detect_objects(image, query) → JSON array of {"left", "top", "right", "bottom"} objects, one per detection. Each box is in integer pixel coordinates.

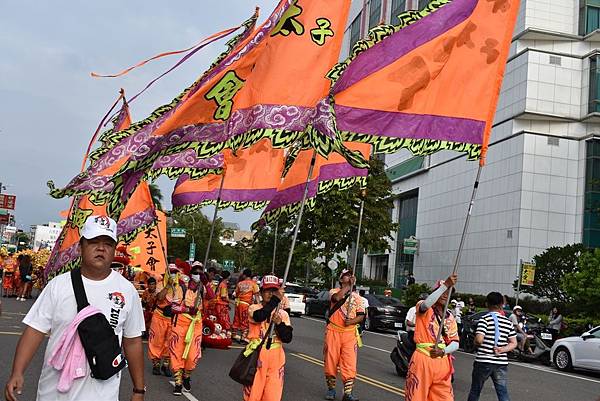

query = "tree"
[
  {"left": 149, "top": 183, "right": 164, "bottom": 211},
  {"left": 167, "top": 211, "right": 226, "bottom": 263},
  {"left": 563, "top": 248, "right": 600, "bottom": 314},
  {"left": 513, "top": 244, "right": 587, "bottom": 304}
]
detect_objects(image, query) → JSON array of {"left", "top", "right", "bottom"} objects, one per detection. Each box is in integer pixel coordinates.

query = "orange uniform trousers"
[
  {"left": 323, "top": 327, "right": 358, "bottom": 382},
  {"left": 148, "top": 310, "right": 171, "bottom": 360},
  {"left": 404, "top": 350, "right": 454, "bottom": 401},
  {"left": 169, "top": 314, "right": 203, "bottom": 371},
  {"left": 243, "top": 346, "right": 285, "bottom": 401},
  {"left": 233, "top": 301, "right": 250, "bottom": 331}
]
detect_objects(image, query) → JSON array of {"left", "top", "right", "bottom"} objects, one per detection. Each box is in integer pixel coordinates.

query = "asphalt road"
[{"left": 1, "top": 297, "right": 600, "bottom": 401}]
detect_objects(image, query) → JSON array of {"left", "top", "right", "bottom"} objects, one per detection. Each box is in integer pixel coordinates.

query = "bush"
[{"left": 403, "top": 283, "right": 432, "bottom": 308}]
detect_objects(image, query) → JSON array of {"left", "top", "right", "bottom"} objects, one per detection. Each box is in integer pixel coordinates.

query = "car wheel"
[
  {"left": 364, "top": 315, "right": 371, "bottom": 331},
  {"left": 553, "top": 347, "right": 573, "bottom": 371}
]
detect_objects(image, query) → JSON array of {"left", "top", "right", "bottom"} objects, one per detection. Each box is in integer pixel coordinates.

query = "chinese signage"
[
  {"left": 0, "top": 194, "right": 16, "bottom": 210},
  {"left": 520, "top": 262, "right": 536, "bottom": 286},
  {"left": 170, "top": 227, "right": 186, "bottom": 238},
  {"left": 403, "top": 236, "right": 419, "bottom": 255},
  {"left": 127, "top": 211, "right": 167, "bottom": 276}
]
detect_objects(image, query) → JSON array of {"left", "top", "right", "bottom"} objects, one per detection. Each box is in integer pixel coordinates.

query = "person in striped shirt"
[{"left": 467, "top": 292, "right": 517, "bottom": 401}]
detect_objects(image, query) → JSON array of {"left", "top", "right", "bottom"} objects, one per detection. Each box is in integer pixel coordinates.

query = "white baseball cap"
[{"left": 81, "top": 215, "right": 118, "bottom": 243}]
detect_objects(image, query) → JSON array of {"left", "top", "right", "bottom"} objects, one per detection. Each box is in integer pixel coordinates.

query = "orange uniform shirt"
[
  {"left": 247, "top": 303, "right": 291, "bottom": 343},
  {"left": 328, "top": 289, "right": 365, "bottom": 328},
  {"left": 235, "top": 279, "right": 259, "bottom": 304},
  {"left": 414, "top": 301, "right": 459, "bottom": 345}
]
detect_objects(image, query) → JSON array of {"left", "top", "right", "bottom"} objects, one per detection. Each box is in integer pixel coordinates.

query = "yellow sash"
[{"left": 416, "top": 342, "right": 446, "bottom": 357}]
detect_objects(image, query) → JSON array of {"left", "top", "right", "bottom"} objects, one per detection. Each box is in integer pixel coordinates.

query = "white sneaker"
[
  {"left": 20, "top": 298, "right": 26, "bottom": 302},
  {"left": 16, "top": 297, "right": 21, "bottom": 301}
]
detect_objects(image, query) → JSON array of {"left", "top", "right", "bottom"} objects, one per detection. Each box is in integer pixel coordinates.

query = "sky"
[{"left": 0, "top": 0, "right": 280, "bottom": 231}]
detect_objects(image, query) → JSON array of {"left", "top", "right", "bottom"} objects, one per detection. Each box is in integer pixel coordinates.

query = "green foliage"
[
  {"left": 563, "top": 248, "right": 600, "bottom": 314},
  {"left": 149, "top": 183, "right": 164, "bottom": 211},
  {"left": 167, "top": 211, "right": 226, "bottom": 263},
  {"left": 513, "top": 243, "right": 587, "bottom": 304},
  {"left": 403, "top": 283, "right": 431, "bottom": 308}
]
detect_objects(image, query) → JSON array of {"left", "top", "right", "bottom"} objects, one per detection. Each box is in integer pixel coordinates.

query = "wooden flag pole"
[
  {"left": 271, "top": 221, "right": 279, "bottom": 274},
  {"left": 351, "top": 195, "right": 366, "bottom": 276},
  {"left": 203, "top": 174, "right": 226, "bottom": 268},
  {"left": 434, "top": 164, "right": 483, "bottom": 347}
]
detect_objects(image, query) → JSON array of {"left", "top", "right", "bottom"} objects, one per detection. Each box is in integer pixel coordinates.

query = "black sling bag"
[{"left": 70, "top": 268, "right": 127, "bottom": 380}]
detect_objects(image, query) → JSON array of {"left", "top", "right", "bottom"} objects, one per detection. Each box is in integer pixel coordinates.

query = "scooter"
[
  {"left": 508, "top": 325, "right": 553, "bottom": 365},
  {"left": 390, "top": 330, "right": 415, "bottom": 377}
]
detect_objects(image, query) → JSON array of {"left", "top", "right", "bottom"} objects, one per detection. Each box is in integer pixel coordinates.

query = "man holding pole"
[
  {"left": 232, "top": 269, "right": 259, "bottom": 343},
  {"left": 323, "top": 269, "right": 365, "bottom": 401},
  {"left": 404, "top": 274, "right": 459, "bottom": 401}
]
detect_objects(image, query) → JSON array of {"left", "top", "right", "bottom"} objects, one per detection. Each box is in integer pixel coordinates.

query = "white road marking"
[
  {"left": 363, "top": 344, "right": 391, "bottom": 353},
  {"left": 169, "top": 381, "right": 201, "bottom": 401}
]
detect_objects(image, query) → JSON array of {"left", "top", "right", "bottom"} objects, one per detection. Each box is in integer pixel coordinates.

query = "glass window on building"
[
  {"left": 581, "top": 0, "right": 600, "bottom": 35},
  {"left": 369, "top": 254, "right": 389, "bottom": 282},
  {"left": 590, "top": 56, "right": 600, "bottom": 113},
  {"left": 390, "top": 0, "right": 406, "bottom": 25},
  {"left": 395, "top": 191, "right": 419, "bottom": 288},
  {"left": 349, "top": 13, "right": 362, "bottom": 50},
  {"left": 584, "top": 139, "right": 600, "bottom": 247},
  {"left": 369, "top": 0, "right": 382, "bottom": 29}
]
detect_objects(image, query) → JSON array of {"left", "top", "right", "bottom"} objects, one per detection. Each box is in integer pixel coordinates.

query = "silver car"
[{"left": 551, "top": 326, "right": 600, "bottom": 372}]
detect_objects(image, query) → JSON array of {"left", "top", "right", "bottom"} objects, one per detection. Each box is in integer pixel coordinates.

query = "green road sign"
[
  {"left": 222, "top": 259, "right": 235, "bottom": 272},
  {"left": 403, "top": 236, "right": 419, "bottom": 255},
  {"left": 170, "top": 228, "right": 186, "bottom": 238},
  {"left": 189, "top": 242, "right": 196, "bottom": 261}
]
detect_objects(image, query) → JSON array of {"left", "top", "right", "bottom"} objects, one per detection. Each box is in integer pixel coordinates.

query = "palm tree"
[{"left": 148, "top": 183, "right": 164, "bottom": 211}]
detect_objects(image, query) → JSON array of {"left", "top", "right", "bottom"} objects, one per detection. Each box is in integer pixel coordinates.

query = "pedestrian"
[
  {"left": 215, "top": 270, "right": 232, "bottom": 338},
  {"left": 407, "top": 273, "right": 416, "bottom": 286},
  {"left": 141, "top": 277, "right": 158, "bottom": 336},
  {"left": 358, "top": 289, "right": 369, "bottom": 309},
  {"left": 405, "top": 293, "right": 428, "bottom": 347},
  {"left": 323, "top": 269, "right": 365, "bottom": 401},
  {"left": 509, "top": 306, "right": 529, "bottom": 353},
  {"left": 169, "top": 264, "right": 205, "bottom": 396},
  {"left": 232, "top": 269, "right": 260, "bottom": 344},
  {"left": 16, "top": 254, "right": 33, "bottom": 301},
  {"left": 148, "top": 264, "right": 181, "bottom": 377},
  {"left": 467, "top": 292, "right": 517, "bottom": 401},
  {"left": 450, "top": 300, "right": 462, "bottom": 336},
  {"left": 4, "top": 215, "right": 146, "bottom": 401},
  {"left": 404, "top": 275, "right": 460, "bottom": 401},
  {"left": 467, "top": 297, "right": 477, "bottom": 315},
  {"left": 242, "top": 275, "right": 293, "bottom": 401},
  {"left": 547, "top": 307, "right": 563, "bottom": 343},
  {"left": 203, "top": 266, "right": 219, "bottom": 317},
  {"left": 2, "top": 253, "right": 16, "bottom": 297}
]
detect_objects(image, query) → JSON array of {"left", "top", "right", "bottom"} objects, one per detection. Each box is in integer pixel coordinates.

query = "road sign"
[
  {"left": 223, "top": 259, "right": 235, "bottom": 272},
  {"left": 189, "top": 242, "right": 196, "bottom": 261},
  {"left": 0, "top": 213, "right": 10, "bottom": 225},
  {"left": 403, "top": 236, "right": 419, "bottom": 255},
  {"left": 170, "top": 227, "right": 186, "bottom": 238},
  {"left": 0, "top": 194, "right": 16, "bottom": 210},
  {"left": 327, "top": 259, "right": 338, "bottom": 271},
  {"left": 520, "top": 261, "right": 536, "bottom": 286}
]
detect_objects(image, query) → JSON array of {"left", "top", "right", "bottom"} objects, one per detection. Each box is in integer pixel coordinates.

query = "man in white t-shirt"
[{"left": 4, "top": 215, "right": 146, "bottom": 401}]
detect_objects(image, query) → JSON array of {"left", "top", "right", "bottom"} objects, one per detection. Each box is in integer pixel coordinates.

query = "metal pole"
[
  {"left": 271, "top": 221, "right": 279, "bottom": 274},
  {"left": 351, "top": 198, "right": 365, "bottom": 275},
  {"left": 203, "top": 174, "right": 226, "bottom": 268},
  {"left": 267, "top": 150, "right": 317, "bottom": 348},
  {"left": 434, "top": 164, "right": 483, "bottom": 346},
  {"left": 515, "top": 259, "right": 522, "bottom": 306}
]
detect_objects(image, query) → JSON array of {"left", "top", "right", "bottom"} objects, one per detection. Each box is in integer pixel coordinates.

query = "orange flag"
[
  {"left": 125, "top": 210, "right": 167, "bottom": 277},
  {"left": 172, "top": 139, "right": 286, "bottom": 212},
  {"left": 330, "top": 0, "right": 520, "bottom": 164}
]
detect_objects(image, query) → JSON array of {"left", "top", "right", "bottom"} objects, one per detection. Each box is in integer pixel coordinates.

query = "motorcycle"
[
  {"left": 390, "top": 330, "right": 415, "bottom": 377},
  {"left": 508, "top": 325, "right": 553, "bottom": 365}
]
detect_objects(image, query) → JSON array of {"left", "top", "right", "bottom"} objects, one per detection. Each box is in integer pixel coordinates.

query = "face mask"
[{"left": 191, "top": 274, "right": 200, "bottom": 282}]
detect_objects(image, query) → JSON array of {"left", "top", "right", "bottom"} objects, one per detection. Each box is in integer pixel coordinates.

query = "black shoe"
[
  {"left": 161, "top": 365, "right": 172, "bottom": 377},
  {"left": 152, "top": 366, "right": 161, "bottom": 375},
  {"left": 173, "top": 384, "right": 183, "bottom": 396},
  {"left": 183, "top": 377, "right": 191, "bottom": 392}
]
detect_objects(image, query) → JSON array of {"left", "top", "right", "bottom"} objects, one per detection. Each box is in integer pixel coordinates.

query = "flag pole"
[
  {"left": 271, "top": 221, "right": 279, "bottom": 274},
  {"left": 267, "top": 150, "right": 317, "bottom": 348},
  {"left": 203, "top": 174, "right": 226, "bottom": 268},
  {"left": 434, "top": 164, "right": 483, "bottom": 346},
  {"left": 351, "top": 194, "right": 365, "bottom": 275}
]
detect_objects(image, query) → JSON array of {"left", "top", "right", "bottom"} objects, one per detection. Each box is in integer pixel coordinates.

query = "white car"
[
  {"left": 283, "top": 283, "right": 308, "bottom": 317},
  {"left": 551, "top": 326, "right": 600, "bottom": 372}
]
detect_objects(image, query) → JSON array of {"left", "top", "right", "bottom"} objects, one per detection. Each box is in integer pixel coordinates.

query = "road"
[{"left": 1, "top": 297, "right": 600, "bottom": 401}]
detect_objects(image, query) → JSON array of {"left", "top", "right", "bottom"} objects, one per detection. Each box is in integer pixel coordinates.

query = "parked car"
[
  {"left": 551, "top": 326, "right": 600, "bottom": 372},
  {"left": 363, "top": 295, "right": 409, "bottom": 332},
  {"left": 282, "top": 283, "right": 319, "bottom": 316},
  {"left": 305, "top": 290, "right": 331, "bottom": 317}
]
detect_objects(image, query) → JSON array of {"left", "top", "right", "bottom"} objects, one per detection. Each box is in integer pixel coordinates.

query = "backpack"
[{"left": 70, "top": 269, "right": 127, "bottom": 380}]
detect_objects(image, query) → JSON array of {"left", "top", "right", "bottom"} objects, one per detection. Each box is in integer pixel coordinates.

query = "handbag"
[
  {"left": 70, "top": 269, "right": 127, "bottom": 380},
  {"left": 229, "top": 321, "right": 274, "bottom": 386}
]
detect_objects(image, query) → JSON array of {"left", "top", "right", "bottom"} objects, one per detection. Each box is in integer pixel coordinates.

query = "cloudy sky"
[{"left": 0, "top": 0, "right": 280, "bottom": 231}]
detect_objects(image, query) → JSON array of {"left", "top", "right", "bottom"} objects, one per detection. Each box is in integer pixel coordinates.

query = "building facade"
[
  {"left": 31, "top": 222, "right": 62, "bottom": 251},
  {"left": 345, "top": 0, "right": 600, "bottom": 295}
]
